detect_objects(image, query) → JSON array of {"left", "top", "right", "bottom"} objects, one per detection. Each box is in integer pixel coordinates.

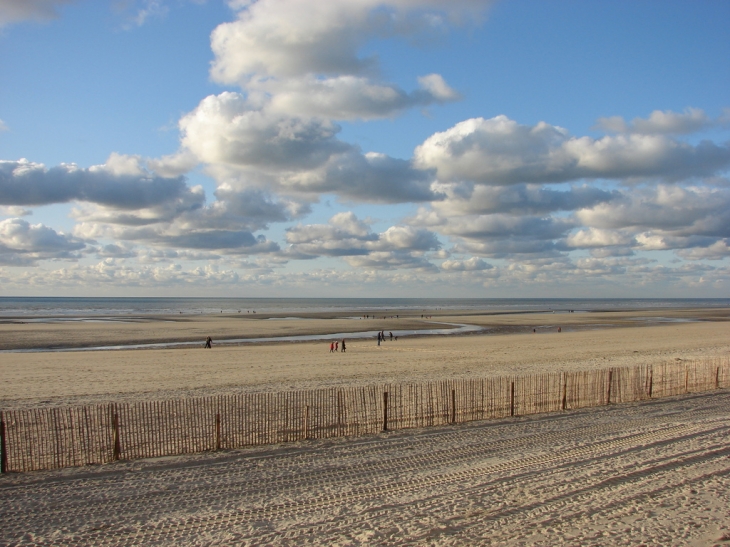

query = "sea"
[{"left": 1, "top": 297, "right": 728, "bottom": 319}]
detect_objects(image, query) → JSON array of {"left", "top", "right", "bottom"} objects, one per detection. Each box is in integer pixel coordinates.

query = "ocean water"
[{"left": 0, "top": 297, "right": 728, "bottom": 318}]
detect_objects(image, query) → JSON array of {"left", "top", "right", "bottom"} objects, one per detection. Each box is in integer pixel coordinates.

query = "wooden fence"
[{"left": 1, "top": 357, "right": 728, "bottom": 473}]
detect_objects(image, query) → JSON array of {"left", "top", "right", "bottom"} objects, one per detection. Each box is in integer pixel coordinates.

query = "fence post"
[
  {"left": 112, "top": 411, "right": 121, "bottom": 461},
  {"left": 215, "top": 413, "right": 221, "bottom": 450},
  {"left": 451, "top": 389, "right": 456, "bottom": 424},
  {"left": 606, "top": 370, "right": 613, "bottom": 404},
  {"left": 510, "top": 382, "right": 515, "bottom": 417},
  {"left": 648, "top": 369, "right": 653, "bottom": 398},
  {"left": 303, "top": 405, "right": 309, "bottom": 439},
  {"left": 717, "top": 366, "right": 721, "bottom": 389},
  {"left": 383, "top": 392, "right": 388, "bottom": 432},
  {"left": 0, "top": 412, "right": 7, "bottom": 474},
  {"left": 685, "top": 366, "right": 689, "bottom": 393},
  {"left": 561, "top": 374, "right": 567, "bottom": 411}
]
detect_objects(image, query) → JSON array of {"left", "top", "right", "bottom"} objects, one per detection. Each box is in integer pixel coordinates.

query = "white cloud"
[
  {"left": 146, "top": 150, "right": 199, "bottom": 178},
  {"left": 8, "top": 260, "right": 242, "bottom": 288},
  {"left": 0, "top": 218, "right": 85, "bottom": 265},
  {"left": 179, "top": 92, "right": 440, "bottom": 203},
  {"left": 283, "top": 151, "right": 438, "bottom": 203},
  {"left": 0, "top": 156, "right": 202, "bottom": 210},
  {"left": 596, "top": 108, "right": 713, "bottom": 135},
  {"left": 441, "top": 256, "right": 490, "bottom": 271},
  {"left": 0, "top": 0, "right": 75, "bottom": 27},
  {"left": 566, "top": 228, "right": 634, "bottom": 248},
  {"left": 0, "top": 119, "right": 8, "bottom": 132},
  {"left": 210, "top": 0, "right": 492, "bottom": 84},
  {"left": 0, "top": 205, "right": 32, "bottom": 217},
  {"left": 677, "top": 240, "right": 730, "bottom": 261},
  {"left": 179, "top": 92, "right": 349, "bottom": 172},
  {"left": 264, "top": 74, "right": 459, "bottom": 121},
  {"left": 436, "top": 213, "right": 574, "bottom": 240},
  {"left": 284, "top": 212, "right": 440, "bottom": 268},
  {"left": 414, "top": 115, "right": 730, "bottom": 185},
  {"left": 119, "top": 0, "right": 169, "bottom": 29},
  {"left": 431, "top": 182, "right": 617, "bottom": 215},
  {"left": 575, "top": 184, "right": 730, "bottom": 238}
]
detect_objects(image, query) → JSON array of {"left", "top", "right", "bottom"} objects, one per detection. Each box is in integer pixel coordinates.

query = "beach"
[
  {"left": 1, "top": 306, "right": 729, "bottom": 546},
  {"left": 1, "top": 307, "right": 729, "bottom": 407}
]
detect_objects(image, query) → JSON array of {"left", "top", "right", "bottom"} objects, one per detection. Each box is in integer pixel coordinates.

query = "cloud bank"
[{"left": 1, "top": 0, "right": 728, "bottom": 295}]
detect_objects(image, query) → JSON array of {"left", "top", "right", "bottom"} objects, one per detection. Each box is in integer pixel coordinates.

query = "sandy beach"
[
  {"left": 1, "top": 307, "right": 729, "bottom": 546},
  {"left": 1, "top": 391, "right": 729, "bottom": 546},
  {"left": 1, "top": 307, "right": 729, "bottom": 407}
]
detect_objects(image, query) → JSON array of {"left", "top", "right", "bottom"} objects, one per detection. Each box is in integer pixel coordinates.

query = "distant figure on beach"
[
  {"left": 533, "top": 328, "right": 536, "bottom": 333},
  {"left": 377, "top": 332, "right": 381, "bottom": 346},
  {"left": 204, "top": 336, "right": 212, "bottom": 348},
  {"left": 558, "top": 327, "right": 562, "bottom": 333},
  {"left": 341, "top": 339, "right": 346, "bottom": 352},
  {"left": 389, "top": 331, "right": 393, "bottom": 341},
  {"left": 335, "top": 341, "right": 339, "bottom": 351},
  {"left": 330, "top": 342, "right": 334, "bottom": 353}
]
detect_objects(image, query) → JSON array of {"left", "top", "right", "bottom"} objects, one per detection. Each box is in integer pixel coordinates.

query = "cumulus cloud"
[
  {"left": 436, "top": 213, "right": 574, "bottom": 241},
  {"left": 146, "top": 150, "right": 199, "bottom": 178},
  {"left": 264, "top": 74, "right": 459, "bottom": 120},
  {"left": 206, "top": 0, "right": 476, "bottom": 121},
  {"left": 0, "top": 0, "right": 75, "bottom": 27},
  {"left": 343, "top": 250, "right": 438, "bottom": 271},
  {"left": 0, "top": 119, "right": 8, "bottom": 132},
  {"left": 73, "top": 192, "right": 286, "bottom": 253},
  {"left": 180, "top": 92, "right": 349, "bottom": 172},
  {"left": 8, "top": 259, "right": 243, "bottom": 289},
  {"left": 676, "top": 240, "right": 730, "bottom": 261},
  {"left": 0, "top": 205, "right": 32, "bottom": 217},
  {"left": 75, "top": 218, "right": 279, "bottom": 253},
  {"left": 284, "top": 212, "right": 440, "bottom": 269},
  {"left": 179, "top": 92, "right": 440, "bottom": 203},
  {"left": 441, "top": 256, "right": 491, "bottom": 271},
  {"left": 431, "top": 183, "right": 617, "bottom": 215},
  {"left": 565, "top": 228, "right": 634, "bottom": 249},
  {"left": 595, "top": 108, "right": 713, "bottom": 135},
  {"left": 0, "top": 155, "right": 202, "bottom": 210},
  {"left": 575, "top": 184, "right": 730, "bottom": 238},
  {"left": 414, "top": 115, "right": 730, "bottom": 184},
  {"left": 211, "top": 0, "right": 491, "bottom": 84},
  {"left": 0, "top": 218, "right": 85, "bottom": 266},
  {"left": 283, "top": 151, "right": 439, "bottom": 203}
]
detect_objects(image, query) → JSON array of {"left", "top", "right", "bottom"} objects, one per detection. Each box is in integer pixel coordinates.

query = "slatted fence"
[{"left": 1, "top": 356, "right": 728, "bottom": 473}]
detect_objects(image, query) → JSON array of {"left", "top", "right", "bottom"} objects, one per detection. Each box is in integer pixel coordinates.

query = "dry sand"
[
  {"left": 1, "top": 307, "right": 729, "bottom": 546},
  {"left": 1, "top": 391, "right": 729, "bottom": 546}
]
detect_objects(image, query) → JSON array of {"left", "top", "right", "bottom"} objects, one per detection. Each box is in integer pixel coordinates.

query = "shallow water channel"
[{"left": 4, "top": 322, "right": 486, "bottom": 353}]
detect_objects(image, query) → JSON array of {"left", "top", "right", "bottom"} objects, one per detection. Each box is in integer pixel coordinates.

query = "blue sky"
[{"left": 0, "top": 0, "right": 729, "bottom": 297}]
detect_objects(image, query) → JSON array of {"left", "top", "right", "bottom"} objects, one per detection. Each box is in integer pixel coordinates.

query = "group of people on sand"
[
  {"left": 377, "top": 331, "right": 396, "bottom": 345},
  {"left": 329, "top": 339, "right": 346, "bottom": 353}
]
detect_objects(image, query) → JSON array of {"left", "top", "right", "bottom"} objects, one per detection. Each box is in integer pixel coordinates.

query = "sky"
[{"left": 0, "top": 0, "right": 729, "bottom": 298}]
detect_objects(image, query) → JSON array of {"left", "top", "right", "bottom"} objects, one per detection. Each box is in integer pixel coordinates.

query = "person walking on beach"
[
  {"left": 335, "top": 341, "right": 339, "bottom": 352},
  {"left": 377, "top": 331, "right": 381, "bottom": 346},
  {"left": 330, "top": 341, "right": 335, "bottom": 353},
  {"left": 204, "top": 336, "right": 212, "bottom": 348},
  {"left": 341, "top": 339, "right": 346, "bottom": 352},
  {"left": 389, "top": 331, "right": 393, "bottom": 341}
]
